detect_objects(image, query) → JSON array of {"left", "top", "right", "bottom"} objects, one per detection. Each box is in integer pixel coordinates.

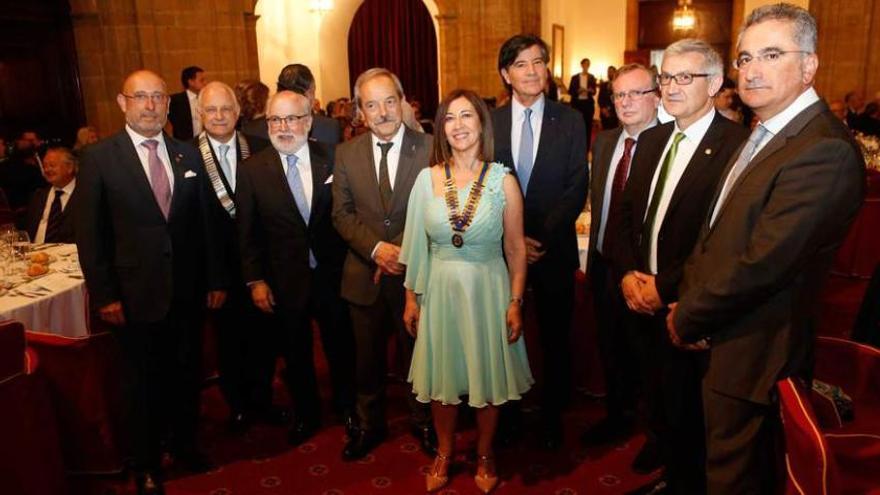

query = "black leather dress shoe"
[
  {"left": 342, "top": 429, "right": 387, "bottom": 461},
  {"left": 625, "top": 477, "right": 667, "bottom": 495},
  {"left": 580, "top": 417, "right": 634, "bottom": 446},
  {"left": 342, "top": 411, "right": 359, "bottom": 440},
  {"left": 411, "top": 425, "right": 438, "bottom": 455},
  {"left": 631, "top": 439, "right": 663, "bottom": 474},
  {"left": 254, "top": 406, "right": 292, "bottom": 426},
  {"left": 228, "top": 411, "right": 251, "bottom": 434},
  {"left": 539, "top": 421, "right": 564, "bottom": 451},
  {"left": 173, "top": 449, "right": 214, "bottom": 474},
  {"left": 135, "top": 471, "right": 165, "bottom": 495},
  {"left": 287, "top": 420, "right": 320, "bottom": 446}
]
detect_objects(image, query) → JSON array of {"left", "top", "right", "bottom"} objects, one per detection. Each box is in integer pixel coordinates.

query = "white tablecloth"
[{"left": 0, "top": 244, "right": 89, "bottom": 337}]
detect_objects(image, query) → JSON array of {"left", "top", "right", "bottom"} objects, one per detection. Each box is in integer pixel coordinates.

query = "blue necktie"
[
  {"left": 218, "top": 144, "right": 234, "bottom": 191},
  {"left": 517, "top": 108, "right": 534, "bottom": 195},
  {"left": 286, "top": 154, "right": 316, "bottom": 268}
]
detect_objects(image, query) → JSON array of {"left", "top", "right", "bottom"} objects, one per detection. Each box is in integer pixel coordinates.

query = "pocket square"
[
  {"left": 324, "top": 175, "right": 333, "bottom": 185},
  {"left": 184, "top": 170, "right": 197, "bottom": 178}
]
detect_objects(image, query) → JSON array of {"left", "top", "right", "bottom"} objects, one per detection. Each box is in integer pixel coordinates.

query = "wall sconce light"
[
  {"left": 673, "top": 0, "right": 697, "bottom": 31},
  {"left": 309, "top": 0, "right": 334, "bottom": 15}
]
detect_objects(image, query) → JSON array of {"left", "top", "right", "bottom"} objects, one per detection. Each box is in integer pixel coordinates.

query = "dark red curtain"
[{"left": 348, "top": 0, "right": 439, "bottom": 120}]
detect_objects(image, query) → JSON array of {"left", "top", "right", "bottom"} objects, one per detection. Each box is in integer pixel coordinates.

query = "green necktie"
[{"left": 642, "top": 132, "right": 686, "bottom": 265}]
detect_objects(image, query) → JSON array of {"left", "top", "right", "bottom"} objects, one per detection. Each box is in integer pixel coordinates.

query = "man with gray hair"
[
  {"left": 666, "top": 4, "right": 864, "bottom": 493},
  {"left": 332, "top": 67, "right": 434, "bottom": 461},
  {"left": 616, "top": 38, "right": 747, "bottom": 493},
  {"left": 194, "top": 81, "right": 281, "bottom": 433}
]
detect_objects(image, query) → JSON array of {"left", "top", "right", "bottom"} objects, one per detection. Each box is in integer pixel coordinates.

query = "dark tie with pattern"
[
  {"left": 377, "top": 141, "right": 394, "bottom": 212},
  {"left": 141, "top": 139, "right": 172, "bottom": 219},
  {"left": 602, "top": 137, "right": 636, "bottom": 254},
  {"left": 45, "top": 189, "right": 64, "bottom": 243}
]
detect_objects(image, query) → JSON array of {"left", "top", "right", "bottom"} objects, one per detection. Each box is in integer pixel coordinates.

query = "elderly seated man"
[{"left": 26, "top": 146, "right": 77, "bottom": 243}]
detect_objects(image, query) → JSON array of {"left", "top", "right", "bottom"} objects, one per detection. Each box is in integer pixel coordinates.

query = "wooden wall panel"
[{"left": 811, "top": 0, "right": 880, "bottom": 101}]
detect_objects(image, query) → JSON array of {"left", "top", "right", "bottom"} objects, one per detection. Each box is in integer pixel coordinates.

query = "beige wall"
[{"left": 541, "top": 0, "right": 627, "bottom": 85}]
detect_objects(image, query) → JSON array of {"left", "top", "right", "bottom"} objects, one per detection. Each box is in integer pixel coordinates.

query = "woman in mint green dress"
[{"left": 400, "top": 89, "right": 533, "bottom": 493}]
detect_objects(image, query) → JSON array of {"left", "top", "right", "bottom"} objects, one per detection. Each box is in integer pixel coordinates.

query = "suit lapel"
[
  {"left": 114, "top": 131, "right": 167, "bottom": 221},
  {"left": 494, "top": 105, "right": 514, "bottom": 166},
  {"left": 308, "top": 141, "right": 331, "bottom": 228},
  {"left": 708, "top": 100, "right": 827, "bottom": 234},
  {"left": 529, "top": 101, "right": 560, "bottom": 196},
  {"left": 359, "top": 133, "right": 386, "bottom": 215},
  {"left": 390, "top": 127, "right": 420, "bottom": 213},
  {"left": 632, "top": 124, "right": 673, "bottom": 225},
  {"left": 590, "top": 128, "right": 622, "bottom": 228},
  {"left": 165, "top": 137, "right": 187, "bottom": 221},
  {"left": 663, "top": 114, "right": 725, "bottom": 219}
]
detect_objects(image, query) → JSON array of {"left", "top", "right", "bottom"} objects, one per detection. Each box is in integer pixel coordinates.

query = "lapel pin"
[
  {"left": 704, "top": 148, "right": 713, "bottom": 155},
  {"left": 175, "top": 153, "right": 183, "bottom": 164}
]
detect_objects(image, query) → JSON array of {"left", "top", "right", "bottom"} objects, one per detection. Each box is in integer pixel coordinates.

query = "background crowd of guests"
[{"left": 0, "top": 3, "right": 870, "bottom": 495}]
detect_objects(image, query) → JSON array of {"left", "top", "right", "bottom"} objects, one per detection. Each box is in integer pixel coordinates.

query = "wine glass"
[{"left": 12, "top": 231, "right": 31, "bottom": 264}]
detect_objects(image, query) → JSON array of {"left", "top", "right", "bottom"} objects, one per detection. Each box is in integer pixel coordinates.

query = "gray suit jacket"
[
  {"left": 673, "top": 99, "right": 865, "bottom": 404},
  {"left": 587, "top": 127, "right": 623, "bottom": 274},
  {"left": 332, "top": 126, "right": 432, "bottom": 305}
]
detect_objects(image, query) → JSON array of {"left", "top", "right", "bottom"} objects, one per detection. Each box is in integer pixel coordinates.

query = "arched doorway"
[{"left": 347, "top": 0, "right": 439, "bottom": 119}]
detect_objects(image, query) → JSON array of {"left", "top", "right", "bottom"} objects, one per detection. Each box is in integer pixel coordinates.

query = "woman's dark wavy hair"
[{"left": 430, "top": 89, "right": 494, "bottom": 167}]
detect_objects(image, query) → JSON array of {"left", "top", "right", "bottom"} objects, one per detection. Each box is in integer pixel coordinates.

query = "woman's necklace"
[{"left": 444, "top": 158, "right": 489, "bottom": 248}]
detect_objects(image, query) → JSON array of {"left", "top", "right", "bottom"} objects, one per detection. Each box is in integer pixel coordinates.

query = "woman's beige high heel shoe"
[
  {"left": 425, "top": 452, "right": 453, "bottom": 492},
  {"left": 474, "top": 454, "right": 499, "bottom": 493}
]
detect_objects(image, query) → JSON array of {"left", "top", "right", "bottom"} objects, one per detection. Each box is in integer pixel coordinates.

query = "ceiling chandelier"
[{"left": 673, "top": 0, "right": 697, "bottom": 31}]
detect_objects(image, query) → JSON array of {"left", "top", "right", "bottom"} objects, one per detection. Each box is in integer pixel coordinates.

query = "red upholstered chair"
[
  {"left": 832, "top": 198, "right": 880, "bottom": 279},
  {"left": 778, "top": 377, "right": 840, "bottom": 495},
  {"left": 0, "top": 320, "right": 68, "bottom": 495},
  {"left": 25, "top": 329, "right": 127, "bottom": 475}
]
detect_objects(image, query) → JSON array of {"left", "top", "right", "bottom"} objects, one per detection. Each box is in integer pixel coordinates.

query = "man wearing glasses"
[
  {"left": 237, "top": 90, "right": 355, "bottom": 447},
  {"left": 582, "top": 63, "right": 659, "bottom": 450},
  {"left": 667, "top": 5, "right": 864, "bottom": 493},
  {"left": 616, "top": 39, "right": 748, "bottom": 494},
  {"left": 75, "top": 70, "right": 227, "bottom": 495}
]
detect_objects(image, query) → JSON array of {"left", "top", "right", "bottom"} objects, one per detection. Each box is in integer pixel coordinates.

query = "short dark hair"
[
  {"left": 277, "top": 64, "right": 315, "bottom": 94},
  {"left": 431, "top": 89, "right": 494, "bottom": 166},
  {"left": 580, "top": 58, "right": 590, "bottom": 65},
  {"left": 497, "top": 34, "right": 549, "bottom": 87},
  {"left": 181, "top": 66, "right": 203, "bottom": 90}
]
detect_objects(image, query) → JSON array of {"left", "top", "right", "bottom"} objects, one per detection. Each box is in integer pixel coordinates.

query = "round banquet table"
[{"left": 0, "top": 243, "right": 89, "bottom": 337}]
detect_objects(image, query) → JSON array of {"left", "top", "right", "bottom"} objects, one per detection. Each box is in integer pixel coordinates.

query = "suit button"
[{"left": 383, "top": 219, "right": 391, "bottom": 226}]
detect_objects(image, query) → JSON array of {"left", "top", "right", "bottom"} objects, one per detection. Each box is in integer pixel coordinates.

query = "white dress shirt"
[
  {"left": 34, "top": 179, "right": 76, "bottom": 244},
  {"left": 187, "top": 89, "right": 202, "bottom": 136},
  {"left": 578, "top": 73, "right": 590, "bottom": 100},
  {"left": 125, "top": 125, "right": 175, "bottom": 190},
  {"left": 510, "top": 94, "right": 545, "bottom": 171},
  {"left": 645, "top": 108, "right": 716, "bottom": 273},
  {"left": 596, "top": 120, "right": 659, "bottom": 254},
  {"left": 208, "top": 133, "right": 238, "bottom": 191},
  {"left": 279, "top": 145, "right": 313, "bottom": 209},
  {"left": 370, "top": 124, "right": 406, "bottom": 191}
]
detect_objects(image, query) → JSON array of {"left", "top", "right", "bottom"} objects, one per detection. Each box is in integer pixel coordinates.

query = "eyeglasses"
[
  {"left": 202, "top": 106, "right": 236, "bottom": 117},
  {"left": 732, "top": 49, "right": 812, "bottom": 70},
  {"left": 121, "top": 92, "right": 168, "bottom": 104},
  {"left": 612, "top": 88, "right": 658, "bottom": 102},
  {"left": 267, "top": 113, "right": 312, "bottom": 127},
  {"left": 658, "top": 73, "right": 711, "bottom": 86}
]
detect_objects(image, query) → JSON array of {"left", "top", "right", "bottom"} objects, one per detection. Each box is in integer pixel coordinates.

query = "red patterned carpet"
[{"left": 71, "top": 378, "right": 657, "bottom": 495}]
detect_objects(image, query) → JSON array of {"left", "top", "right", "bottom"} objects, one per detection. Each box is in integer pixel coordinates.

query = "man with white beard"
[{"left": 236, "top": 90, "right": 356, "bottom": 446}]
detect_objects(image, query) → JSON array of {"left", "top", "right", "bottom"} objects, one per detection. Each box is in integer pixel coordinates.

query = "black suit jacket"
[
  {"left": 617, "top": 112, "right": 749, "bottom": 303},
  {"left": 169, "top": 91, "right": 195, "bottom": 141},
  {"left": 674, "top": 100, "right": 865, "bottom": 404},
  {"left": 568, "top": 73, "right": 597, "bottom": 110},
  {"left": 237, "top": 139, "right": 346, "bottom": 311},
  {"left": 492, "top": 99, "right": 589, "bottom": 272},
  {"left": 25, "top": 185, "right": 78, "bottom": 243},
  {"left": 241, "top": 114, "right": 342, "bottom": 147},
  {"left": 192, "top": 132, "right": 269, "bottom": 287},
  {"left": 75, "top": 130, "right": 226, "bottom": 323},
  {"left": 587, "top": 126, "right": 623, "bottom": 274}
]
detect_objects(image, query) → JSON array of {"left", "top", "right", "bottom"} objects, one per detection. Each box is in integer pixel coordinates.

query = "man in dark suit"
[
  {"left": 75, "top": 70, "right": 227, "bottom": 495},
  {"left": 668, "top": 5, "right": 865, "bottom": 493},
  {"left": 168, "top": 66, "right": 206, "bottom": 141},
  {"left": 241, "top": 64, "right": 342, "bottom": 147},
  {"left": 492, "top": 34, "right": 589, "bottom": 449},
  {"left": 616, "top": 40, "right": 749, "bottom": 494},
  {"left": 332, "top": 68, "right": 434, "bottom": 460},
  {"left": 568, "top": 58, "right": 598, "bottom": 151},
  {"left": 26, "top": 146, "right": 78, "bottom": 243},
  {"left": 581, "top": 63, "right": 659, "bottom": 449},
  {"left": 237, "top": 90, "right": 356, "bottom": 446},
  {"left": 191, "top": 81, "right": 283, "bottom": 434}
]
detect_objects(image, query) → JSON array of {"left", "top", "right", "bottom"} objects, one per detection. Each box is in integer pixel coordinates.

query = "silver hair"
[
  {"left": 197, "top": 81, "right": 241, "bottom": 114},
  {"left": 739, "top": 3, "right": 817, "bottom": 53},
  {"left": 663, "top": 38, "right": 724, "bottom": 76},
  {"left": 352, "top": 68, "right": 405, "bottom": 109}
]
